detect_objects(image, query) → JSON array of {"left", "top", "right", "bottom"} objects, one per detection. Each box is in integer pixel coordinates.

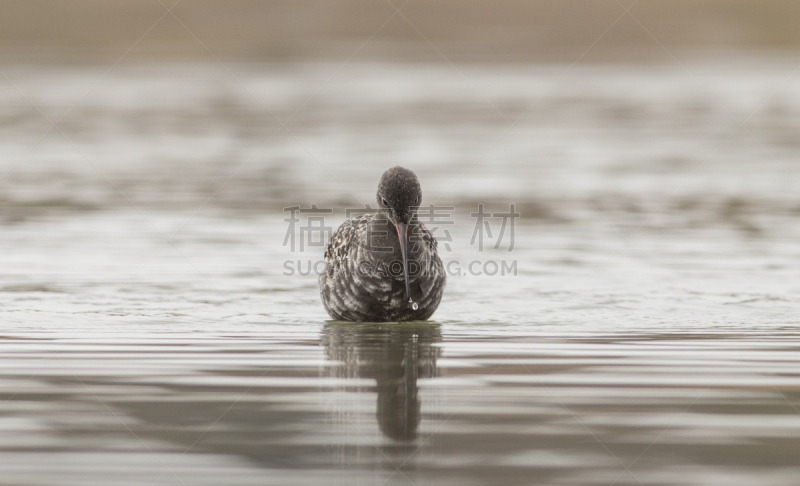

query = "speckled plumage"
[{"left": 319, "top": 167, "right": 446, "bottom": 322}]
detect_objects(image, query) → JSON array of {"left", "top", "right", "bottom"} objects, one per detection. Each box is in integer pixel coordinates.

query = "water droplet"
[{"left": 411, "top": 301, "right": 419, "bottom": 311}]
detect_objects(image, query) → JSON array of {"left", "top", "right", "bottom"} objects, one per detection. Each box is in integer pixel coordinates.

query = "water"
[{"left": 1, "top": 59, "right": 800, "bottom": 485}]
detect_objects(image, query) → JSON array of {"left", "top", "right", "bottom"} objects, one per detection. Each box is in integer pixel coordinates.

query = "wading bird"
[{"left": 319, "top": 166, "right": 445, "bottom": 321}]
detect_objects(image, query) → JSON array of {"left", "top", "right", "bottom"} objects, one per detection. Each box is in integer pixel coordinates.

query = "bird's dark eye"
[{"left": 381, "top": 198, "right": 388, "bottom": 206}]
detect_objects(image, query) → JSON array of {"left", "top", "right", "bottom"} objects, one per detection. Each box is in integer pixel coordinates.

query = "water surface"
[{"left": 1, "top": 60, "right": 800, "bottom": 485}]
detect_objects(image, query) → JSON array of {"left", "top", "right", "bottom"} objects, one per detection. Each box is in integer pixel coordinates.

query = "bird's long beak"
[{"left": 395, "top": 222, "right": 412, "bottom": 301}]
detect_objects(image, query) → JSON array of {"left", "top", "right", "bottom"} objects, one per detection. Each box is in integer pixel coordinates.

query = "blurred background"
[
  {"left": 3, "top": 2, "right": 800, "bottom": 485},
  {"left": 2, "top": 0, "right": 800, "bottom": 225},
  {"left": 3, "top": 0, "right": 800, "bottom": 62}
]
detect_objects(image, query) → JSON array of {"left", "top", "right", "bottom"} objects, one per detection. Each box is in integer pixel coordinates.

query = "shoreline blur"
[{"left": 2, "top": 0, "right": 800, "bottom": 64}]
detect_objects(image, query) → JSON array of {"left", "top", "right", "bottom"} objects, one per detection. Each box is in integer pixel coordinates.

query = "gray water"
[{"left": 1, "top": 59, "right": 800, "bottom": 485}]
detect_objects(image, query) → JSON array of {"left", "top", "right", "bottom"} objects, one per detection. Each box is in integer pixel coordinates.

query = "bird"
[{"left": 319, "top": 166, "right": 446, "bottom": 322}]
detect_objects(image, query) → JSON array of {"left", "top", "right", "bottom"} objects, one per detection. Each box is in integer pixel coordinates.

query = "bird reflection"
[{"left": 321, "top": 322, "right": 441, "bottom": 442}]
